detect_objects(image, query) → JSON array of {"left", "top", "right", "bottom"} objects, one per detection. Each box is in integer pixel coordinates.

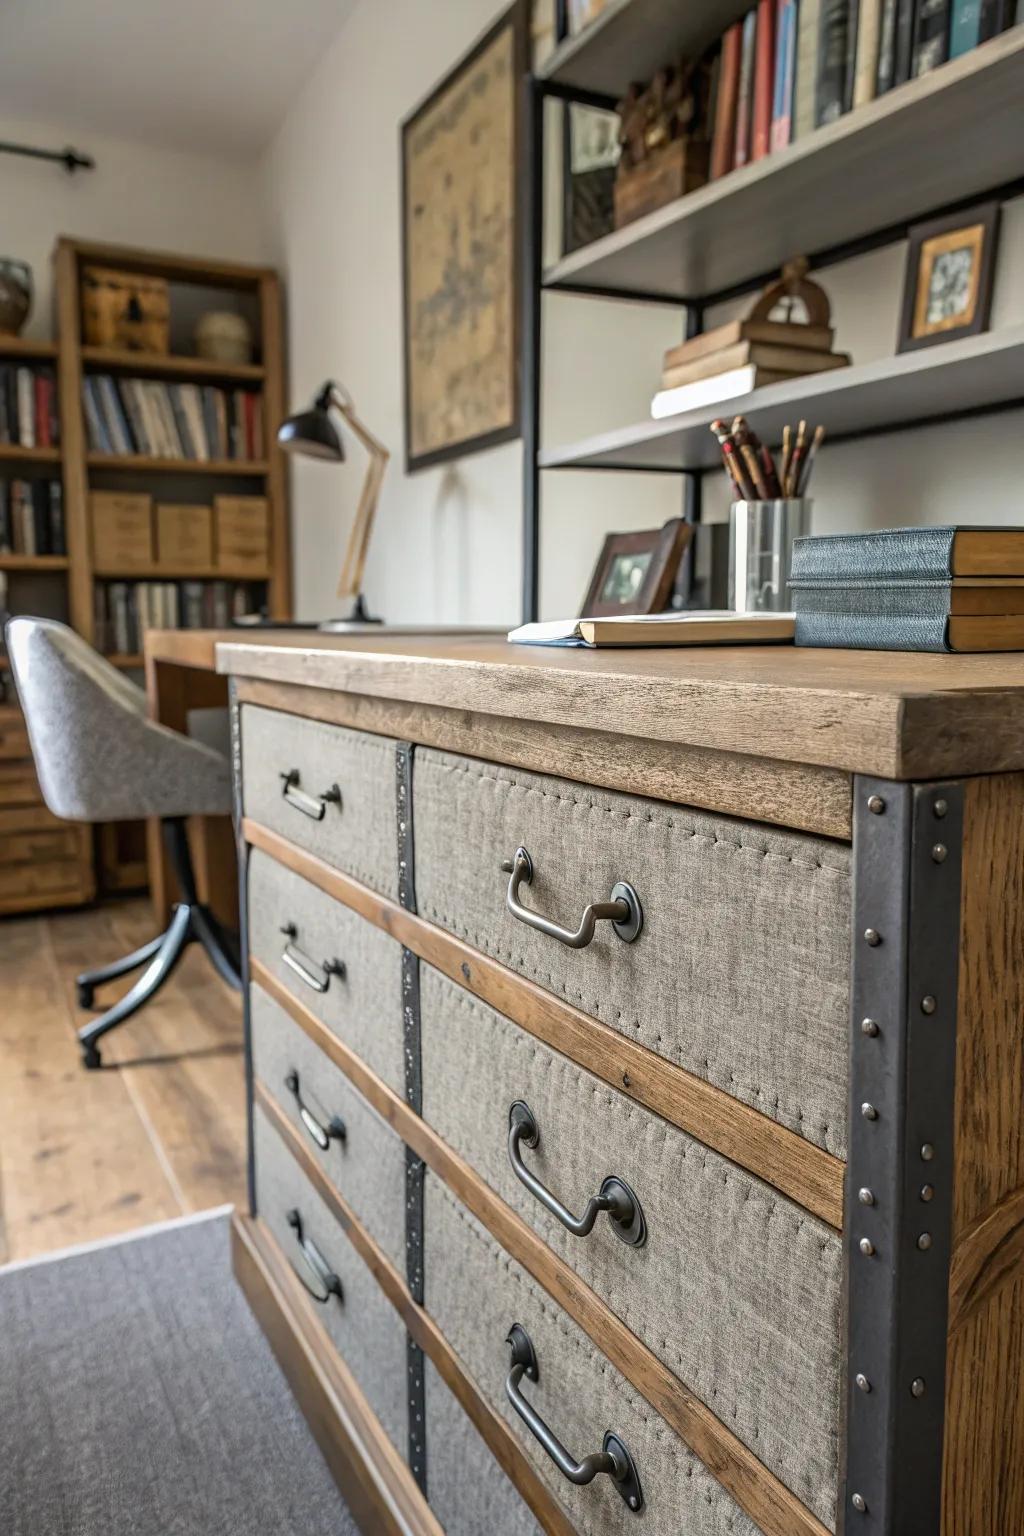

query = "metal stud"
[
  {"left": 921, "top": 995, "right": 937, "bottom": 1014},
  {"left": 867, "top": 794, "right": 886, "bottom": 814},
  {"left": 859, "top": 1237, "right": 875, "bottom": 1256},
  {"left": 918, "top": 1232, "right": 933, "bottom": 1251},
  {"left": 920, "top": 1184, "right": 935, "bottom": 1202},
  {"left": 931, "top": 843, "right": 948, "bottom": 863},
  {"left": 861, "top": 1017, "right": 879, "bottom": 1037},
  {"left": 911, "top": 1378, "right": 926, "bottom": 1398},
  {"left": 855, "top": 1373, "right": 871, "bottom": 1393},
  {"left": 858, "top": 1187, "right": 875, "bottom": 1206},
  {"left": 852, "top": 1493, "right": 867, "bottom": 1514},
  {"left": 933, "top": 797, "right": 948, "bottom": 818},
  {"left": 862, "top": 1102, "right": 879, "bottom": 1121},
  {"left": 864, "top": 927, "right": 882, "bottom": 946},
  {"left": 921, "top": 1143, "right": 935, "bottom": 1161}
]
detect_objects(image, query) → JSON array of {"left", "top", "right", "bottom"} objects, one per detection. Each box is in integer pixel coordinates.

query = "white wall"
[{"left": 0, "top": 113, "right": 267, "bottom": 342}]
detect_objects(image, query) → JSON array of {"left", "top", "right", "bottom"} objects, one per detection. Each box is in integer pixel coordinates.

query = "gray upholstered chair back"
[{"left": 5, "top": 617, "right": 231, "bottom": 823}]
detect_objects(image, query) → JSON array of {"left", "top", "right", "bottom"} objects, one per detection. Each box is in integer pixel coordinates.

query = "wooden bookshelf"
[
  {"left": 0, "top": 444, "right": 61, "bottom": 465},
  {"left": 86, "top": 453, "right": 270, "bottom": 475},
  {"left": 0, "top": 555, "right": 69, "bottom": 572},
  {"left": 94, "top": 563, "right": 271, "bottom": 581},
  {"left": 81, "top": 345, "right": 265, "bottom": 382},
  {"left": 0, "top": 337, "right": 59, "bottom": 361}
]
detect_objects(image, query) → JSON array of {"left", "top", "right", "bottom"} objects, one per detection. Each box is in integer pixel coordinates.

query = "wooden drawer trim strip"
[
  {"left": 231, "top": 1211, "right": 440, "bottom": 1536},
  {"left": 235, "top": 677, "right": 853, "bottom": 840},
  {"left": 244, "top": 819, "right": 845, "bottom": 1228},
  {"left": 254, "top": 1086, "right": 579, "bottom": 1536},
  {"left": 251, "top": 980, "right": 831, "bottom": 1536}
]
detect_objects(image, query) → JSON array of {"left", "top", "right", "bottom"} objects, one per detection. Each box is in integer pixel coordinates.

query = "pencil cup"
[{"left": 728, "top": 499, "right": 812, "bottom": 613}]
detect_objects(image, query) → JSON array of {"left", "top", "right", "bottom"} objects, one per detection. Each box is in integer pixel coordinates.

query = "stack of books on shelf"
[
  {"left": 652, "top": 313, "right": 850, "bottom": 416},
  {"left": 0, "top": 365, "right": 59, "bottom": 450},
  {"left": 82, "top": 375, "right": 263, "bottom": 462},
  {"left": 0, "top": 479, "right": 65, "bottom": 556},
  {"left": 95, "top": 579, "right": 258, "bottom": 655},
  {"left": 709, "top": 0, "right": 1019, "bottom": 177}
]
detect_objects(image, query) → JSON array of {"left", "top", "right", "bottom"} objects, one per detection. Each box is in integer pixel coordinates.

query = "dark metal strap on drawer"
[
  {"left": 843, "top": 778, "right": 962, "bottom": 1531},
  {"left": 396, "top": 742, "right": 416, "bottom": 914},
  {"left": 229, "top": 681, "right": 257, "bottom": 1219},
  {"left": 407, "top": 1335, "right": 427, "bottom": 1494}
]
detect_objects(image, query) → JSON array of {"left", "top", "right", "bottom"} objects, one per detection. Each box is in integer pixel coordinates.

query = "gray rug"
[{"left": 0, "top": 1210, "right": 358, "bottom": 1534}]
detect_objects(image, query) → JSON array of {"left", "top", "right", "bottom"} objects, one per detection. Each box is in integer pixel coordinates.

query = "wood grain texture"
[
  {"left": 235, "top": 677, "right": 852, "bottom": 838},
  {"left": 942, "top": 772, "right": 1024, "bottom": 1535},
  {"left": 245, "top": 821, "right": 844, "bottom": 1227},
  {"left": 232, "top": 1213, "right": 440, "bottom": 1536},
  {"left": 250, "top": 967, "right": 830, "bottom": 1536},
  {"left": 255, "top": 1087, "right": 580, "bottom": 1536},
  {"left": 219, "top": 632, "right": 1024, "bottom": 779}
]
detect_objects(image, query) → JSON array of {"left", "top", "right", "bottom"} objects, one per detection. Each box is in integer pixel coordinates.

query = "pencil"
[
  {"left": 780, "top": 424, "right": 792, "bottom": 494},
  {"left": 709, "top": 419, "right": 756, "bottom": 499},
  {"left": 787, "top": 419, "right": 808, "bottom": 497},
  {"left": 731, "top": 416, "right": 769, "bottom": 499},
  {"left": 796, "top": 424, "right": 825, "bottom": 495}
]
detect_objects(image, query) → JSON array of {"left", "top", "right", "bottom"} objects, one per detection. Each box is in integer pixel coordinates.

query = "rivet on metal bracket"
[
  {"left": 921, "top": 995, "right": 937, "bottom": 1014},
  {"left": 932, "top": 798, "right": 948, "bottom": 818},
  {"left": 931, "top": 843, "right": 948, "bottom": 863},
  {"left": 864, "top": 928, "right": 882, "bottom": 946},
  {"left": 861, "top": 1016, "right": 880, "bottom": 1036},
  {"left": 867, "top": 794, "right": 886, "bottom": 814},
  {"left": 911, "top": 1379, "right": 926, "bottom": 1398},
  {"left": 859, "top": 1238, "right": 875, "bottom": 1256},
  {"left": 920, "top": 1185, "right": 935, "bottom": 1202},
  {"left": 855, "top": 1373, "right": 872, "bottom": 1393},
  {"left": 858, "top": 1188, "right": 875, "bottom": 1206},
  {"left": 921, "top": 1143, "right": 935, "bottom": 1161},
  {"left": 918, "top": 1233, "right": 933, "bottom": 1251},
  {"left": 852, "top": 1493, "right": 867, "bottom": 1513},
  {"left": 862, "top": 1102, "right": 879, "bottom": 1121}
]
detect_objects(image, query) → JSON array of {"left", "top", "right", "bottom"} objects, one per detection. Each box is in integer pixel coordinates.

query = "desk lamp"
[{"left": 277, "top": 380, "right": 390, "bottom": 626}]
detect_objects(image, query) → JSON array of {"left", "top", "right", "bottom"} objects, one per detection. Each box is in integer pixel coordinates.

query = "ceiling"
[{"left": 0, "top": 0, "right": 354, "bottom": 156}]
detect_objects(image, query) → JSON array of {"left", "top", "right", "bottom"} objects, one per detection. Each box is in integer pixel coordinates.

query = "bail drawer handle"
[
  {"left": 508, "top": 1102, "right": 646, "bottom": 1247},
  {"left": 279, "top": 924, "right": 346, "bottom": 994},
  {"left": 279, "top": 768, "right": 342, "bottom": 822},
  {"left": 505, "top": 1324, "right": 643, "bottom": 1513},
  {"left": 500, "top": 847, "right": 642, "bottom": 948},
  {"left": 285, "top": 1069, "right": 347, "bottom": 1152},
  {"left": 286, "top": 1208, "right": 343, "bottom": 1304}
]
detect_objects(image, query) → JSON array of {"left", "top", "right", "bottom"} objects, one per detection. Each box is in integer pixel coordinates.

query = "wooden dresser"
[{"left": 219, "top": 633, "right": 1024, "bottom": 1536}]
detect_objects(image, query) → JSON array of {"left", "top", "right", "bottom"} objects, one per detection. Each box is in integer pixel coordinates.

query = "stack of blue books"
[{"left": 789, "top": 527, "right": 1024, "bottom": 652}]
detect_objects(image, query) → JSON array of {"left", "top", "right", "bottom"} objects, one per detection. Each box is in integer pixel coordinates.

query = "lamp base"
[{"left": 318, "top": 592, "right": 383, "bottom": 630}]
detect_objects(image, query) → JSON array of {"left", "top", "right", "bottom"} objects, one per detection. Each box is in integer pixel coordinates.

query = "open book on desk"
[{"left": 508, "top": 610, "right": 795, "bottom": 648}]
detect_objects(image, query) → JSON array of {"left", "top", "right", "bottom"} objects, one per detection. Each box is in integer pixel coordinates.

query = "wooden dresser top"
[{"left": 216, "top": 630, "right": 1024, "bottom": 780}]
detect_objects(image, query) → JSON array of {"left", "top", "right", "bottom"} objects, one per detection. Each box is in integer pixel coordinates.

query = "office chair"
[{"left": 5, "top": 617, "right": 241, "bottom": 1068}]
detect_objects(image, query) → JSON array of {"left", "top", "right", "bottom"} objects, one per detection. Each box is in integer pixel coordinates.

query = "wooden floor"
[{"left": 0, "top": 898, "right": 246, "bottom": 1265}]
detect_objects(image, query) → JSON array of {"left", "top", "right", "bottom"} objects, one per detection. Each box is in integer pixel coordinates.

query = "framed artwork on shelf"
[
  {"left": 897, "top": 202, "right": 1000, "bottom": 353},
  {"left": 401, "top": 1, "right": 527, "bottom": 472},
  {"left": 581, "top": 518, "right": 693, "bottom": 618},
  {"left": 562, "top": 103, "right": 620, "bottom": 255}
]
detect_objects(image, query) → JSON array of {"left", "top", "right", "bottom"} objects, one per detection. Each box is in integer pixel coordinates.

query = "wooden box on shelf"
[
  {"left": 90, "top": 491, "right": 154, "bottom": 569},
  {"left": 615, "top": 137, "right": 709, "bottom": 228},
  {"left": 215, "top": 494, "right": 270, "bottom": 574},
  {"left": 81, "top": 267, "right": 169, "bottom": 353},
  {"left": 157, "top": 502, "right": 213, "bottom": 570}
]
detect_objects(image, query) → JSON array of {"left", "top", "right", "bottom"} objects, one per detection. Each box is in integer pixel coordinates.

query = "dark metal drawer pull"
[
  {"left": 505, "top": 1324, "right": 643, "bottom": 1513},
  {"left": 279, "top": 924, "right": 346, "bottom": 994},
  {"left": 508, "top": 1101, "right": 646, "bottom": 1247},
  {"left": 285, "top": 1069, "right": 347, "bottom": 1152},
  {"left": 286, "top": 1209, "right": 343, "bottom": 1304},
  {"left": 280, "top": 768, "right": 343, "bottom": 822},
  {"left": 500, "top": 846, "right": 642, "bottom": 948}
]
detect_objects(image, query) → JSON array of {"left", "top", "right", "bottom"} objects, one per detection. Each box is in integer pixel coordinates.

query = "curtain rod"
[{"left": 0, "top": 141, "right": 95, "bottom": 174}]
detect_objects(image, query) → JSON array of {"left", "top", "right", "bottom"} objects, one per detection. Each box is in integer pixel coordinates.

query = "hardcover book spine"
[
  {"left": 853, "top": 0, "right": 883, "bottom": 102},
  {"left": 949, "top": 0, "right": 982, "bottom": 51},
  {"left": 794, "top": 605, "right": 951, "bottom": 651},
  {"left": 712, "top": 21, "right": 744, "bottom": 176},
  {"left": 978, "top": 0, "right": 1009, "bottom": 37},
  {"left": 16, "top": 368, "right": 34, "bottom": 448},
  {"left": 771, "top": 0, "right": 798, "bottom": 149},
  {"left": 911, "top": 0, "right": 950, "bottom": 73},
  {"left": 815, "top": 0, "right": 851, "bottom": 123},
  {"left": 893, "top": 0, "right": 917, "bottom": 82},
  {"left": 789, "top": 526, "right": 957, "bottom": 581},
  {"left": 752, "top": 0, "right": 777, "bottom": 158},
  {"left": 734, "top": 9, "right": 758, "bottom": 167}
]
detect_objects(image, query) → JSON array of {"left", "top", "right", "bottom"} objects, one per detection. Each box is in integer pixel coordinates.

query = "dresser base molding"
[
  {"left": 243, "top": 818, "right": 845, "bottom": 1229},
  {"left": 230, "top": 1212, "right": 440, "bottom": 1536},
  {"left": 252, "top": 1012, "right": 831, "bottom": 1536}
]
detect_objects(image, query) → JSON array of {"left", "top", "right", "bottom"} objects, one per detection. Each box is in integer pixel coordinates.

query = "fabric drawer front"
[
  {"left": 240, "top": 704, "right": 399, "bottom": 901},
  {"left": 424, "top": 1359, "right": 543, "bottom": 1536},
  {"left": 253, "top": 1103, "right": 409, "bottom": 1459},
  {"left": 419, "top": 965, "right": 841, "bottom": 1527},
  {"left": 250, "top": 981, "right": 406, "bottom": 1272},
  {"left": 413, "top": 748, "right": 851, "bottom": 1158},
  {"left": 247, "top": 848, "right": 404, "bottom": 1095},
  {"left": 424, "top": 1172, "right": 764, "bottom": 1536}
]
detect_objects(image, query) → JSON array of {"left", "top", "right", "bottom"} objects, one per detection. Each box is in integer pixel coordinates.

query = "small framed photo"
[
  {"left": 898, "top": 202, "right": 1000, "bottom": 353},
  {"left": 581, "top": 518, "right": 692, "bottom": 618}
]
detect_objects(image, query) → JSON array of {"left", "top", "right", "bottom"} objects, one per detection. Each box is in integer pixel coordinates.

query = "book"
[
  {"left": 662, "top": 341, "right": 850, "bottom": 389},
  {"left": 791, "top": 527, "right": 1024, "bottom": 582},
  {"left": 734, "top": 10, "right": 758, "bottom": 168},
  {"left": 752, "top": 0, "right": 777, "bottom": 159},
  {"left": 792, "top": 582, "right": 1024, "bottom": 651},
  {"left": 16, "top": 368, "right": 35, "bottom": 448},
  {"left": 794, "top": 0, "right": 824, "bottom": 134},
  {"left": 911, "top": 0, "right": 949, "bottom": 73},
  {"left": 770, "top": 0, "right": 798, "bottom": 150},
  {"left": 948, "top": 0, "right": 983, "bottom": 51},
  {"left": 815, "top": 0, "right": 852, "bottom": 123},
  {"left": 663, "top": 318, "right": 835, "bottom": 371},
  {"left": 853, "top": 0, "right": 883, "bottom": 103},
  {"left": 893, "top": 0, "right": 917, "bottom": 84},
  {"left": 712, "top": 21, "right": 744, "bottom": 177},
  {"left": 508, "top": 610, "right": 796, "bottom": 648},
  {"left": 875, "top": 0, "right": 900, "bottom": 89},
  {"left": 652, "top": 366, "right": 795, "bottom": 418},
  {"left": 978, "top": 0, "right": 1012, "bottom": 36}
]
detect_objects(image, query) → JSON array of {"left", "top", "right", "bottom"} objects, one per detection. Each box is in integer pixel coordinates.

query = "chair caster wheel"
[
  {"left": 81, "top": 1044, "right": 102, "bottom": 1070},
  {"left": 77, "top": 982, "right": 95, "bottom": 1010}
]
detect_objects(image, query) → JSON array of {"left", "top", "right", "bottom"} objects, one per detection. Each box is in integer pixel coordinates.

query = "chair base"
[{"left": 75, "top": 817, "right": 241, "bottom": 1069}]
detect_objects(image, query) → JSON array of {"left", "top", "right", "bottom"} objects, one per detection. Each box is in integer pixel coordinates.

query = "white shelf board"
[
  {"left": 538, "top": 325, "right": 1024, "bottom": 472},
  {"left": 539, "top": 0, "right": 747, "bottom": 94},
  {"left": 543, "top": 30, "right": 1024, "bottom": 300}
]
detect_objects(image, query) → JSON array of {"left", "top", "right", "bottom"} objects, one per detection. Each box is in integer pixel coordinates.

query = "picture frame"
[
  {"left": 581, "top": 519, "right": 693, "bottom": 618},
  {"left": 400, "top": 2, "right": 527, "bottom": 472},
  {"left": 897, "top": 202, "right": 1000, "bottom": 354},
  {"left": 562, "top": 103, "right": 620, "bottom": 256}
]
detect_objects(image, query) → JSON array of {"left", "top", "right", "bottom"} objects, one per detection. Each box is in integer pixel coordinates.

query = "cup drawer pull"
[
  {"left": 279, "top": 768, "right": 342, "bottom": 822},
  {"left": 279, "top": 924, "right": 346, "bottom": 994},
  {"left": 508, "top": 1101, "right": 646, "bottom": 1247},
  {"left": 499, "top": 846, "right": 642, "bottom": 948},
  {"left": 286, "top": 1209, "right": 343, "bottom": 1304},
  {"left": 505, "top": 1323, "right": 643, "bottom": 1513},
  {"left": 285, "top": 1069, "right": 347, "bottom": 1152}
]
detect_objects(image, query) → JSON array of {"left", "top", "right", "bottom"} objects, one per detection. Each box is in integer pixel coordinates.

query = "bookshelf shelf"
[
  {"left": 106, "top": 653, "right": 144, "bottom": 669},
  {"left": 0, "top": 337, "right": 59, "bottom": 361},
  {"left": 80, "top": 346, "right": 265, "bottom": 383},
  {"left": 0, "top": 444, "right": 61, "bottom": 465},
  {"left": 86, "top": 453, "right": 269, "bottom": 475},
  {"left": 540, "top": 324, "right": 1024, "bottom": 472},
  {"left": 0, "top": 555, "right": 69, "bottom": 572},
  {"left": 543, "top": 30, "right": 1024, "bottom": 301},
  {"left": 93, "top": 564, "right": 271, "bottom": 581},
  {"left": 539, "top": 0, "right": 747, "bottom": 93}
]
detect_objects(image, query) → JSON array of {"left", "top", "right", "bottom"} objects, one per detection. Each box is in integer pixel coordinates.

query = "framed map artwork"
[{"left": 401, "top": 3, "right": 526, "bottom": 471}]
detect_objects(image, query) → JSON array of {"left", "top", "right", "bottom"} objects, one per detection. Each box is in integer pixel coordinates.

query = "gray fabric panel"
[
  {"left": 424, "top": 1171, "right": 766, "bottom": 1536},
  {"left": 241, "top": 703, "right": 399, "bottom": 901},
  {"left": 254, "top": 1104, "right": 409, "bottom": 1460},
  {"left": 251, "top": 980, "right": 407, "bottom": 1272},
  {"left": 0, "top": 1210, "right": 356, "bottom": 1536},
  {"left": 5, "top": 615, "right": 231, "bottom": 821},
  {"left": 424, "top": 1358, "right": 544, "bottom": 1536},
  {"left": 420, "top": 964, "right": 841, "bottom": 1528},
  {"left": 248, "top": 847, "right": 405, "bottom": 1094},
  {"left": 414, "top": 747, "right": 851, "bottom": 1158}
]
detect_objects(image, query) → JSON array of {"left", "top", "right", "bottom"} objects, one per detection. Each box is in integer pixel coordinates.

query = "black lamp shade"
[{"left": 277, "top": 395, "right": 345, "bottom": 461}]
